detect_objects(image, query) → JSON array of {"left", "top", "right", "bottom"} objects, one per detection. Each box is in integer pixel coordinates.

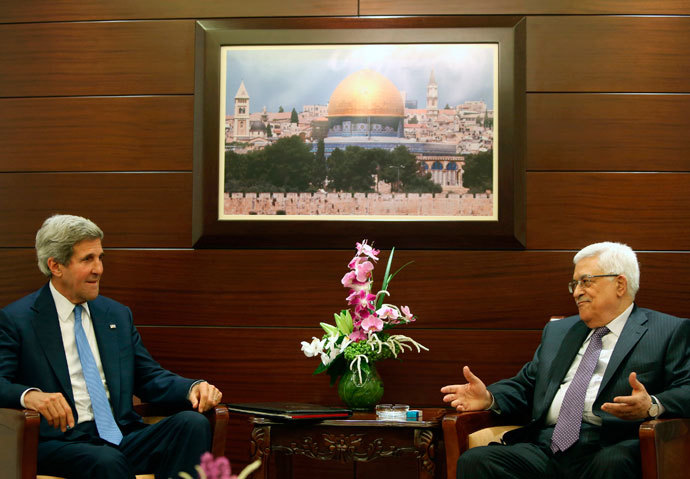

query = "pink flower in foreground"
[
  {"left": 362, "top": 315, "right": 384, "bottom": 332},
  {"left": 401, "top": 305, "right": 415, "bottom": 322},
  {"left": 356, "top": 240, "right": 380, "bottom": 262}
]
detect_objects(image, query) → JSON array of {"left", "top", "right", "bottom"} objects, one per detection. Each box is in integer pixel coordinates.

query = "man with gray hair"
[
  {"left": 441, "top": 241, "right": 690, "bottom": 479},
  {"left": 0, "top": 214, "right": 224, "bottom": 478}
]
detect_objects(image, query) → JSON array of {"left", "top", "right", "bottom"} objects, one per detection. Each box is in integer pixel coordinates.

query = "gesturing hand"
[
  {"left": 441, "top": 366, "right": 493, "bottom": 412},
  {"left": 24, "top": 390, "right": 75, "bottom": 432},
  {"left": 601, "top": 372, "right": 653, "bottom": 420}
]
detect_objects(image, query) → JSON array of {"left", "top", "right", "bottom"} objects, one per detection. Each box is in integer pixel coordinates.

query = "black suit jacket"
[
  {"left": 0, "top": 283, "right": 196, "bottom": 441},
  {"left": 488, "top": 306, "right": 690, "bottom": 445}
]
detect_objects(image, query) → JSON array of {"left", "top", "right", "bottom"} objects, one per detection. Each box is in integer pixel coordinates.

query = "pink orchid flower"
[
  {"left": 376, "top": 305, "right": 399, "bottom": 322},
  {"left": 346, "top": 290, "right": 376, "bottom": 311},
  {"left": 401, "top": 305, "right": 415, "bottom": 322},
  {"left": 354, "top": 260, "right": 374, "bottom": 282},
  {"left": 356, "top": 240, "right": 380, "bottom": 262},
  {"left": 349, "top": 328, "right": 368, "bottom": 342},
  {"left": 361, "top": 315, "right": 384, "bottom": 332}
]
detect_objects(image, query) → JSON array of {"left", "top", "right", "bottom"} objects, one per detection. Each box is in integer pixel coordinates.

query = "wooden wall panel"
[
  {"left": 360, "top": 0, "right": 690, "bottom": 15},
  {"left": 137, "top": 328, "right": 542, "bottom": 407},
  {"left": 0, "top": 21, "right": 195, "bottom": 97},
  {"left": 0, "top": 173, "right": 191, "bottom": 247},
  {"left": 527, "top": 172, "right": 690, "bottom": 250},
  {"left": 0, "top": 0, "right": 357, "bottom": 23},
  {"left": 0, "top": 97, "right": 193, "bottom": 172},
  {"left": 527, "top": 17, "right": 690, "bottom": 92},
  {"left": 527, "top": 94, "right": 690, "bottom": 171},
  {"left": 3, "top": 250, "right": 688, "bottom": 329}
]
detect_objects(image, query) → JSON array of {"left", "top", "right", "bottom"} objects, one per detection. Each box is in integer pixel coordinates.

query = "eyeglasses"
[{"left": 568, "top": 274, "right": 619, "bottom": 293}]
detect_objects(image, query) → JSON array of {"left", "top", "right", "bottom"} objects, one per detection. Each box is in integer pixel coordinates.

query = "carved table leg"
[
  {"left": 414, "top": 429, "right": 437, "bottom": 479},
  {"left": 249, "top": 425, "right": 271, "bottom": 479}
]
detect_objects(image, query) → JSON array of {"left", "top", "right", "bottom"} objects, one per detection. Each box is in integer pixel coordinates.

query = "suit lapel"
[
  {"left": 30, "top": 284, "right": 75, "bottom": 405},
  {"left": 88, "top": 298, "right": 121, "bottom": 415},
  {"left": 598, "top": 306, "right": 647, "bottom": 396},
  {"left": 539, "top": 320, "right": 590, "bottom": 417}
]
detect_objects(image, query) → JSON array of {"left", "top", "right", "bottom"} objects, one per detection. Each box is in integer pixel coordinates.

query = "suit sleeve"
[
  {"left": 655, "top": 317, "right": 690, "bottom": 417},
  {"left": 0, "top": 309, "right": 33, "bottom": 407}
]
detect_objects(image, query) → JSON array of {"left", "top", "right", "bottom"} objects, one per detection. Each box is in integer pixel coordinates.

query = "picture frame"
[{"left": 193, "top": 17, "right": 526, "bottom": 249}]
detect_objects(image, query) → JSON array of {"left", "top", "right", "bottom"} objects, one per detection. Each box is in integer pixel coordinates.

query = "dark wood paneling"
[
  {"left": 527, "top": 17, "right": 690, "bottom": 92},
  {"left": 0, "top": 173, "right": 191, "bottom": 248},
  {"left": 3, "top": 250, "right": 688, "bottom": 328},
  {"left": 527, "top": 94, "right": 690, "bottom": 172},
  {"left": 0, "top": 97, "right": 193, "bottom": 172},
  {"left": 0, "top": 21, "right": 194, "bottom": 97},
  {"left": 137, "top": 327, "right": 541, "bottom": 407},
  {"left": 0, "top": 0, "right": 357, "bottom": 23},
  {"left": 527, "top": 172, "right": 690, "bottom": 250},
  {"left": 360, "top": 0, "right": 690, "bottom": 15}
]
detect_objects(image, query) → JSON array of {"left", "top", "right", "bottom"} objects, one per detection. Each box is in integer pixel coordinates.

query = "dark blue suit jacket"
[
  {"left": 488, "top": 306, "right": 690, "bottom": 445},
  {"left": 0, "top": 283, "right": 196, "bottom": 441}
]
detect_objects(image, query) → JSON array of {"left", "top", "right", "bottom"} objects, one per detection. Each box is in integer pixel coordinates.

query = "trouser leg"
[{"left": 119, "top": 410, "right": 212, "bottom": 479}]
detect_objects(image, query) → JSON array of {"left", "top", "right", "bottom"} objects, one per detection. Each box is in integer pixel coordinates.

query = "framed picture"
[{"left": 193, "top": 17, "right": 525, "bottom": 249}]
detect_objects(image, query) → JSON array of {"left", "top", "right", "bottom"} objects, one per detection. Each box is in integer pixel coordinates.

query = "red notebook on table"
[{"left": 225, "top": 402, "right": 352, "bottom": 421}]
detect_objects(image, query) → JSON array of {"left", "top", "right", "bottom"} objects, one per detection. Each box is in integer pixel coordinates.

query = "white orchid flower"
[{"left": 300, "top": 337, "right": 325, "bottom": 358}]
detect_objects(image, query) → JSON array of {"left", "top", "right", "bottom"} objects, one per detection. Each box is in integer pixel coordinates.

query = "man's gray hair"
[
  {"left": 573, "top": 242, "right": 639, "bottom": 298},
  {"left": 35, "top": 214, "right": 104, "bottom": 277}
]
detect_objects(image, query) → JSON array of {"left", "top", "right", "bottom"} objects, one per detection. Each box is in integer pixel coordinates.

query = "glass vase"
[{"left": 337, "top": 361, "right": 384, "bottom": 411}]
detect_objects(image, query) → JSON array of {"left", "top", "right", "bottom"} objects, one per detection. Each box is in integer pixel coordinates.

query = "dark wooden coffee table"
[{"left": 248, "top": 408, "right": 447, "bottom": 479}]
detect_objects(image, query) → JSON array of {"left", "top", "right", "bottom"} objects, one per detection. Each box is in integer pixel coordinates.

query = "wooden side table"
[{"left": 248, "top": 408, "right": 447, "bottom": 479}]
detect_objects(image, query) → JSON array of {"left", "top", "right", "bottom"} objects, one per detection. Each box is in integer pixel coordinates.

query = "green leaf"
[
  {"left": 377, "top": 247, "right": 395, "bottom": 309},
  {"left": 325, "top": 354, "right": 347, "bottom": 386}
]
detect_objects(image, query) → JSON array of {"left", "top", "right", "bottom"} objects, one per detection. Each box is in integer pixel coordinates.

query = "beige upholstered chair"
[{"left": 0, "top": 403, "right": 229, "bottom": 479}]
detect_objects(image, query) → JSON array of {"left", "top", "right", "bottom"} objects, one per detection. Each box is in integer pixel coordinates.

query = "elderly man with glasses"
[{"left": 441, "top": 241, "right": 690, "bottom": 479}]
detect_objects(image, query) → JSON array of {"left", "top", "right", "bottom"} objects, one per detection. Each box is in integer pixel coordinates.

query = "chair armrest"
[
  {"left": 639, "top": 418, "right": 690, "bottom": 479},
  {"left": 133, "top": 403, "right": 229, "bottom": 458},
  {"left": 442, "top": 411, "right": 505, "bottom": 479},
  {"left": 0, "top": 407, "right": 41, "bottom": 479}
]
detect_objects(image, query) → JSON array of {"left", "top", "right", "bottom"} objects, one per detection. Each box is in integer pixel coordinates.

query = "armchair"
[
  {"left": 442, "top": 411, "right": 690, "bottom": 479},
  {"left": 0, "top": 403, "right": 229, "bottom": 479}
]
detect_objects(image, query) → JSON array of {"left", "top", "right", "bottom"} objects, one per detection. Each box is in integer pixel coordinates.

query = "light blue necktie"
[{"left": 73, "top": 304, "right": 123, "bottom": 445}]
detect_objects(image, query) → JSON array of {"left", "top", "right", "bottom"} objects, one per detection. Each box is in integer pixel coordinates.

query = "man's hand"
[
  {"left": 189, "top": 381, "right": 223, "bottom": 413},
  {"left": 601, "top": 372, "right": 653, "bottom": 420},
  {"left": 441, "top": 366, "right": 493, "bottom": 412},
  {"left": 24, "top": 390, "right": 75, "bottom": 432}
]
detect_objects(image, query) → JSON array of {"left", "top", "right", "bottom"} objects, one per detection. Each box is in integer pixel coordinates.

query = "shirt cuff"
[
  {"left": 20, "top": 388, "right": 41, "bottom": 408},
  {"left": 651, "top": 395, "right": 665, "bottom": 418}
]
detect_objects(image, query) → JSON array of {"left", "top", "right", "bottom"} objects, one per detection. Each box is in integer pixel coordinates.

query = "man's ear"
[
  {"left": 616, "top": 275, "right": 628, "bottom": 298},
  {"left": 47, "top": 257, "right": 62, "bottom": 277}
]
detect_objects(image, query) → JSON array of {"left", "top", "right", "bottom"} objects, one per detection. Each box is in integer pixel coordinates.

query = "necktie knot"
[{"left": 74, "top": 304, "right": 83, "bottom": 322}]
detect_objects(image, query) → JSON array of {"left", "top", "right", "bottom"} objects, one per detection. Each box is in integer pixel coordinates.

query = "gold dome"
[{"left": 328, "top": 69, "right": 404, "bottom": 118}]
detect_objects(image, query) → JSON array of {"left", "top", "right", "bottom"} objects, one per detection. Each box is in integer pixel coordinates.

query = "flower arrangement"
[{"left": 300, "top": 240, "right": 428, "bottom": 393}]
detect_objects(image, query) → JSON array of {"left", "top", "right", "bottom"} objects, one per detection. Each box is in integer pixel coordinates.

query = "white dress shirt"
[
  {"left": 546, "top": 303, "right": 637, "bottom": 426},
  {"left": 20, "top": 282, "right": 112, "bottom": 423}
]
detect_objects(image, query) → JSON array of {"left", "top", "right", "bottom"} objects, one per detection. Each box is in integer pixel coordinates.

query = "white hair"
[
  {"left": 35, "top": 214, "right": 103, "bottom": 277},
  {"left": 573, "top": 242, "right": 639, "bottom": 298}
]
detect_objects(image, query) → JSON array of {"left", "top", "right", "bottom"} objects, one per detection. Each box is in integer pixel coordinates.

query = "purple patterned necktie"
[{"left": 551, "top": 326, "right": 609, "bottom": 453}]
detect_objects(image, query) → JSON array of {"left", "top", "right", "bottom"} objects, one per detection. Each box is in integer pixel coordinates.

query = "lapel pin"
[{"left": 109, "top": 324, "right": 117, "bottom": 329}]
